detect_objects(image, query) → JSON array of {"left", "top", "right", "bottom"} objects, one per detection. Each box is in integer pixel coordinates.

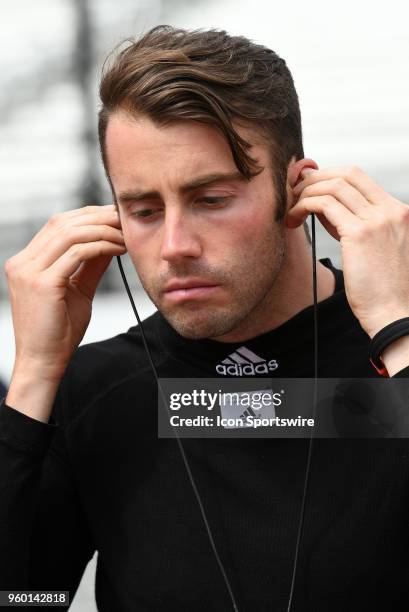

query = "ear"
[{"left": 287, "top": 157, "right": 319, "bottom": 190}]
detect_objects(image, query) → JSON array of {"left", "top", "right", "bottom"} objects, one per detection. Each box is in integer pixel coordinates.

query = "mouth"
[{"left": 163, "top": 279, "right": 220, "bottom": 303}]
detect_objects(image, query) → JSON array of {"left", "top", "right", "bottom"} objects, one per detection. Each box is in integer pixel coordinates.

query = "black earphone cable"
[
  {"left": 116, "top": 256, "right": 240, "bottom": 612},
  {"left": 286, "top": 213, "right": 318, "bottom": 612},
  {"left": 115, "top": 212, "right": 318, "bottom": 612}
]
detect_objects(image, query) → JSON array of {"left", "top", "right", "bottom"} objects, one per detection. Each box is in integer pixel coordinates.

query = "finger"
[
  {"left": 293, "top": 167, "right": 392, "bottom": 206},
  {"left": 43, "top": 240, "right": 127, "bottom": 285},
  {"left": 69, "top": 209, "right": 121, "bottom": 228},
  {"left": 294, "top": 178, "right": 376, "bottom": 219},
  {"left": 286, "top": 194, "right": 364, "bottom": 240},
  {"left": 58, "top": 204, "right": 116, "bottom": 219},
  {"left": 34, "top": 224, "right": 125, "bottom": 271},
  {"left": 24, "top": 208, "right": 121, "bottom": 258},
  {"left": 69, "top": 254, "right": 114, "bottom": 300}
]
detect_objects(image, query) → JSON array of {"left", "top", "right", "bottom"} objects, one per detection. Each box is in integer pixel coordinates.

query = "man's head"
[
  {"left": 98, "top": 26, "right": 317, "bottom": 340},
  {"left": 99, "top": 25, "right": 305, "bottom": 223}
]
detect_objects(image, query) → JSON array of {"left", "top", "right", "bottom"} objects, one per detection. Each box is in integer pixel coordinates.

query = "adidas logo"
[
  {"left": 216, "top": 346, "right": 278, "bottom": 376},
  {"left": 239, "top": 406, "right": 258, "bottom": 423}
]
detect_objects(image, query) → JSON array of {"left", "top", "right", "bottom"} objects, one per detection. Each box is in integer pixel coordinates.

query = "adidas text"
[{"left": 216, "top": 359, "right": 278, "bottom": 376}]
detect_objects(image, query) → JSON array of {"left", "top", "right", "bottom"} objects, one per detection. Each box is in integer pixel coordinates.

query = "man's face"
[{"left": 106, "top": 111, "right": 287, "bottom": 341}]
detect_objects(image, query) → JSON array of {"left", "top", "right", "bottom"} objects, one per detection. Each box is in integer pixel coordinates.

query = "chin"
[{"left": 162, "top": 309, "right": 240, "bottom": 340}]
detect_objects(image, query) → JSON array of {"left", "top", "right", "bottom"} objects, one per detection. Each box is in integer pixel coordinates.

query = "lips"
[
  {"left": 163, "top": 279, "right": 220, "bottom": 302},
  {"left": 163, "top": 278, "right": 218, "bottom": 292}
]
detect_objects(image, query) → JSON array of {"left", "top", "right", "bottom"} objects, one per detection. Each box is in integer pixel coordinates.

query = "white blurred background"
[{"left": 1, "top": 0, "right": 408, "bottom": 608}]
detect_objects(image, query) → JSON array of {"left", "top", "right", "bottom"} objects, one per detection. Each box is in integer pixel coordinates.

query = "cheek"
[
  {"left": 213, "top": 208, "right": 274, "bottom": 272},
  {"left": 224, "top": 199, "right": 274, "bottom": 243}
]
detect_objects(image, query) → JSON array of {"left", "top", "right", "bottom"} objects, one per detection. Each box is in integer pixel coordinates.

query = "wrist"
[
  {"left": 365, "top": 310, "right": 409, "bottom": 340},
  {"left": 368, "top": 316, "right": 409, "bottom": 377},
  {"left": 379, "top": 335, "right": 409, "bottom": 377},
  {"left": 6, "top": 364, "right": 63, "bottom": 424},
  {"left": 12, "top": 356, "right": 68, "bottom": 385}
]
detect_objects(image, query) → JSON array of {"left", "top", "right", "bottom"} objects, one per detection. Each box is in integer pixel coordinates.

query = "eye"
[
  {"left": 131, "top": 207, "right": 164, "bottom": 219},
  {"left": 197, "top": 196, "right": 230, "bottom": 207}
]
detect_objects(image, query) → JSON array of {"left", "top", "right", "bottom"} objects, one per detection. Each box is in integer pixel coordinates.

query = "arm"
[
  {"left": 0, "top": 398, "right": 94, "bottom": 604},
  {"left": 288, "top": 165, "right": 409, "bottom": 377},
  {"left": 1, "top": 204, "right": 126, "bottom": 604}
]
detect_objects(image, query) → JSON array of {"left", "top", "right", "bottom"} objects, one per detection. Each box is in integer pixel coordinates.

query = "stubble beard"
[{"left": 137, "top": 222, "right": 286, "bottom": 340}]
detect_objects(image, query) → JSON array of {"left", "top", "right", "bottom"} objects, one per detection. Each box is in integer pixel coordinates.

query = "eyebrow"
[{"left": 117, "top": 171, "right": 246, "bottom": 204}]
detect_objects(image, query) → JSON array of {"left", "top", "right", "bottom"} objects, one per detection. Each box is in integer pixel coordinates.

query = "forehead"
[{"left": 104, "top": 110, "right": 268, "bottom": 184}]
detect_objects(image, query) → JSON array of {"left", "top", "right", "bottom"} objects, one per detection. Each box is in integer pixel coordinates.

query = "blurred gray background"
[{"left": 1, "top": 0, "right": 408, "bottom": 609}]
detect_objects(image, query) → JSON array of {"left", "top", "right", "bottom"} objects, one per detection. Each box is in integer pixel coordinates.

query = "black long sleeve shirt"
[{"left": 1, "top": 258, "right": 409, "bottom": 611}]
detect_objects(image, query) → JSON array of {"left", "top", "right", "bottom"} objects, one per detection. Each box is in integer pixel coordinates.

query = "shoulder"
[{"left": 52, "top": 311, "right": 164, "bottom": 426}]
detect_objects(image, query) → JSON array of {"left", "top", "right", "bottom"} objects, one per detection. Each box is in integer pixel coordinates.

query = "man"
[{"left": 1, "top": 25, "right": 409, "bottom": 611}]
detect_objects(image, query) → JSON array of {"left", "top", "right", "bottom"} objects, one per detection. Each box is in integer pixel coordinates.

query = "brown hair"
[{"left": 98, "top": 25, "right": 306, "bottom": 228}]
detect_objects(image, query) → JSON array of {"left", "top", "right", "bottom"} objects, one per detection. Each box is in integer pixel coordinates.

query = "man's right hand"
[{"left": 4, "top": 204, "right": 126, "bottom": 423}]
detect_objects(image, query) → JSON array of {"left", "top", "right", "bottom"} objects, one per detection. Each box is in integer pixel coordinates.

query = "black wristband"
[{"left": 369, "top": 317, "right": 409, "bottom": 376}]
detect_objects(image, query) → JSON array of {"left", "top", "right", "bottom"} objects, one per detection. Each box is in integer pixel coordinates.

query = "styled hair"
[{"left": 98, "top": 25, "right": 306, "bottom": 230}]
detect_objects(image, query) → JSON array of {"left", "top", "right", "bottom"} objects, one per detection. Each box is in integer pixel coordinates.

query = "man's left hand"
[{"left": 287, "top": 166, "right": 409, "bottom": 340}]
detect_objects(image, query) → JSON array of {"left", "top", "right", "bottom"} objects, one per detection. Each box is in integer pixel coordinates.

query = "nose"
[{"left": 160, "top": 208, "right": 202, "bottom": 263}]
